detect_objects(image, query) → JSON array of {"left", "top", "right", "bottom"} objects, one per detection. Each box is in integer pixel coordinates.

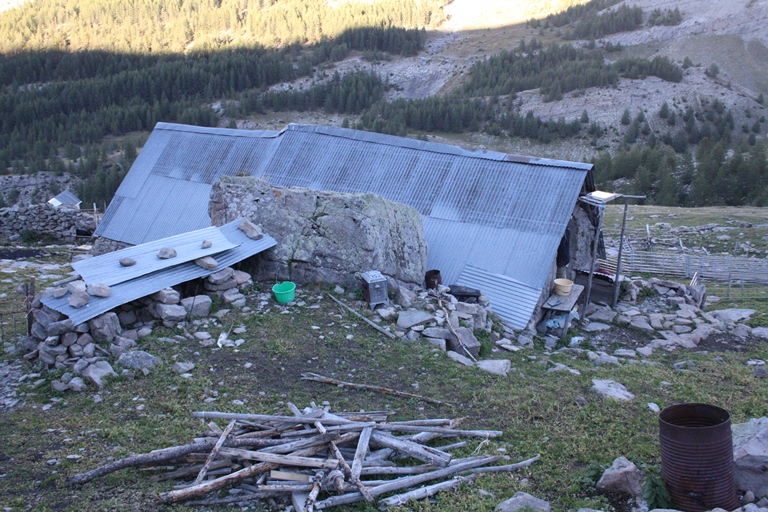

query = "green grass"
[{"left": 1, "top": 253, "right": 768, "bottom": 510}]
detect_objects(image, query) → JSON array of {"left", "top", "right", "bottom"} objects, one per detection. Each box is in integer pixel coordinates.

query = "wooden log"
[
  {"left": 301, "top": 372, "right": 452, "bottom": 407},
  {"left": 378, "top": 474, "right": 478, "bottom": 509},
  {"left": 191, "top": 411, "right": 356, "bottom": 426},
  {"left": 153, "top": 459, "right": 232, "bottom": 482},
  {"left": 314, "top": 455, "right": 500, "bottom": 509},
  {"left": 193, "top": 419, "right": 236, "bottom": 485},
  {"left": 351, "top": 426, "right": 372, "bottom": 479},
  {"left": 370, "top": 431, "right": 451, "bottom": 468},
  {"left": 305, "top": 470, "right": 324, "bottom": 512},
  {"left": 217, "top": 448, "right": 339, "bottom": 469},
  {"left": 270, "top": 470, "right": 311, "bottom": 482},
  {"left": 469, "top": 454, "right": 540, "bottom": 473},
  {"left": 67, "top": 440, "right": 241, "bottom": 486},
  {"left": 375, "top": 424, "right": 502, "bottom": 437},
  {"left": 158, "top": 432, "right": 360, "bottom": 504},
  {"left": 330, "top": 442, "right": 374, "bottom": 503},
  {"left": 327, "top": 294, "right": 396, "bottom": 339}
]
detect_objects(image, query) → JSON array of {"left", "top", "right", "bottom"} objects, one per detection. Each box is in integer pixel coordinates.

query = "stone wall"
[
  {"left": 209, "top": 176, "right": 428, "bottom": 287},
  {"left": 0, "top": 204, "right": 97, "bottom": 240},
  {"left": 0, "top": 172, "right": 79, "bottom": 207},
  {"left": 90, "top": 237, "right": 131, "bottom": 255}
]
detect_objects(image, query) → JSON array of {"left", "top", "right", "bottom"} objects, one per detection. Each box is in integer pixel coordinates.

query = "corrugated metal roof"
[
  {"left": 94, "top": 122, "right": 591, "bottom": 327},
  {"left": 49, "top": 190, "right": 81, "bottom": 206},
  {"left": 72, "top": 225, "right": 238, "bottom": 287},
  {"left": 455, "top": 265, "right": 542, "bottom": 330},
  {"left": 43, "top": 220, "right": 277, "bottom": 325}
]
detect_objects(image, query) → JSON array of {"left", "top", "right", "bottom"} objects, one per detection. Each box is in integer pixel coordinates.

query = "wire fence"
[{"left": 0, "top": 279, "right": 33, "bottom": 343}]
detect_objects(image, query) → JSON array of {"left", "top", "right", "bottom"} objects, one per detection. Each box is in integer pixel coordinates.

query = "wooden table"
[{"left": 536, "top": 284, "right": 585, "bottom": 339}]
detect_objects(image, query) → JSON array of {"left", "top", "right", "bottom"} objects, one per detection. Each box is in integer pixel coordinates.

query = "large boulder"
[
  {"left": 732, "top": 417, "right": 768, "bottom": 496},
  {"left": 209, "top": 177, "right": 428, "bottom": 287},
  {"left": 596, "top": 456, "right": 644, "bottom": 497}
]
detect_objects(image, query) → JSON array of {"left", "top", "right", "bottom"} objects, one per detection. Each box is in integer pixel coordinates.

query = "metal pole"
[{"left": 582, "top": 204, "right": 604, "bottom": 318}]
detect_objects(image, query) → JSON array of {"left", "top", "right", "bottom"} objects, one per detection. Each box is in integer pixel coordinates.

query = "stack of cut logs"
[{"left": 66, "top": 404, "right": 539, "bottom": 510}]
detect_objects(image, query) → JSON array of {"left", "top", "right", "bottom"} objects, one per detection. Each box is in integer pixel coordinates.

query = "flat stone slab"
[
  {"left": 591, "top": 379, "right": 634, "bottom": 401},
  {"left": 495, "top": 492, "right": 551, "bottom": 512},
  {"left": 710, "top": 308, "right": 755, "bottom": 324},
  {"left": 583, "top": 322, "right": 611, "bottom": 332},
  {"left": 447, "top": 350, "right": 474, "bottom": 366},
  {"left": 477, "top": 359, "right": 511, "bottom": 376},
  {"left": 396, "top": 309, "right": 435, "bottom": 330},
  {"left": 589, "top": 307, "right": 616, "bottom": 323}
]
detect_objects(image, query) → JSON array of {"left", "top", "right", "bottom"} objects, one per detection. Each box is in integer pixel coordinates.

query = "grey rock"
[
  {"left": 151, "top": 288, "right": 180, "bottom": 304},
  {"left": 672, "top": 325, "right": 692, "bottom": 334},
  {"left": 157, "top": 247, "right": 177, "bottom": 259},
  {"left": 118, "top": 310, "right": 137, "bottom": 326},
  {"left": 396, "top": 286, "right": 416, "bottom": 308},
  {"left": 637, "top": 346, "right": 654, "bottom": 357},
  {"left": 31, "top": 321, "right": 47, "bottom": 340},
  {"left": 596, "top": 456, "right": 644, "bottom": 497},
  {"left": 672, "top": 360, "right": 695, "bottom": 371},
  {"left": 446, "top": 351, "right": 475, "bottom": 366},
  {"left": 117, "top": 350, "right": 162, "bottom": 370},
  {"left": 233, "top": 270, "right": 251, "bottom": 285},
  {"left": 589, "top": 307, "right": 616, "bottom": 323},
  {"left": 421, "top": 327, "right": 452, "bottom": 340},
  {"left": 544, "top": 336, "right": 558, "bottom": 351},
  {"left": 614, "top": 349, "right": 637, "bottom": 358},
  {"left": 732, "top": 417, "right": 768, "bottom": 496},
  {"left": 630, "top": 317, "right": 655, "bottom": 333},
  {"left": 194, "top": 256, "right": 218, "bottom": 270},
  {"left": 51, "top": 287, "right": 67, "bottom": 299},
  {"left": 33, "top": 309, "right": 56, "bottom": 329},
  {"left": 744, "top": 491, "right": 756, "bottom": 504},
  {"left": 595, "top": 353, "right": 620, "bottom": 366},
  {"left": 477, "top": 359, "right": 511, "bottom": 376},
  {"left": 583, "top": 322, "right": 611, "bottom": 332},
  {"left": 208, "top": 267, "right": 235, "bottom": 285},
  {"left": 424, "top": 338, "right": 446, "bottom": 351},
  {"left": 68, "top": 344, "right": 84, "bottom": 358},
  {"left": 66, "top": 280, "right": 86, "bottom": 293},
  {"left": 173, "top": 362, "right": 195, "bottom": 373},
  {"left": 83, "top": 343, "right": 96, "bottom": 358},
  {"left": 237, "top": 218, "right": 263, "bottom": 240},
  {"left": 88, "top": 312, "right": 121, "bottom": 343},
  {"left": 204, "top": 278, "right": 237, "bottom": 291},
  {"left": 752, "top": 327, "right": 768, "bottom": 340},
  {"left": 52, "top": 380, "right": 69, "bottom": 392},
  {"left": 222, "top": 287, "right": 244, "bottom": 303},
  {"left": 710, "top": 308, "right": 755, "bottom": 324},
  {"left": 376, "top": 306, "right": 397, "bottom": 321},
  {"left": 517, "top": 335, "right": 534, "bottom": 348},
  {"left": 119, "top": 257, "right": 137, "bottom": 267},
  {"left": 82, "top": 361, "right": 117, "bottom": 388},
  {"left": 47, "top": 319, "right": 74, "bottom": 337},
  {"left": 73, "top": 359, "right": 89, "bottom": 374},
  {"left": 396, "top": 309, "right": 434, "bottom": 330},
  {"left": 405, "top": 330, "right": 420, "bottom": 342},
  {"left": 60, "top": 332, "right": 78, "bottom": 347},
  {"left": 333, "top": 285, "right": 345, "bottom": 294},
  {"left": 137, "top": 326, "right": 153, "bottom": 338},
  {"left": 86, "top": 283, "right": 111, "bottom": 298},
  {"left": 77, "top": 333, "right": 94, "bottom": 346},
  {"left": 448, "top": 327, "right": 481, "bottom": 358},
  {"left": 495, "top": 491, "right": 551, "bottom": 512},
  {"left": 592, "top": 379, "right": 634, "bottom": 401},
  {"left": 180, "top": 295, "right": 212, "bottom": 317},
  {"left": 67, "top": 377, "right": 86, "bottom": 391},
  {"left": 69, "top": 289, "right": 90, "bottom": 308},
  {"left": 110, "top": 344, "right": 124, "bottom": 358},
  {"left": 74, "top": 322, "right": 89, "bottom": 333},
  {"left": 732, "top": 324, "right": 753, "bottom": 339},
  {"left": 752, "top": 366, "right": 767, "bottom": 378},
  {"left": 156, "top": 304, "right": 187, "bottom": 322},
  {"left": 201, "top": 240, "right": 212, "bottom": 249}
]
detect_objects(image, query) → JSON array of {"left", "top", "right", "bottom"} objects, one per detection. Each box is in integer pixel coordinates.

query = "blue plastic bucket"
[{"left": 272, "top": 281, "right": 296, "bottom": 304}]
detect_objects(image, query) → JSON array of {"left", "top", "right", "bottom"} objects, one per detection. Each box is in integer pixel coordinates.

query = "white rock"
[
  {"left": 477, "top": 359, "right": 511, "bottom": 376},
  {"left": 591, "top": 379, "right": 634, "bottom": 401}
]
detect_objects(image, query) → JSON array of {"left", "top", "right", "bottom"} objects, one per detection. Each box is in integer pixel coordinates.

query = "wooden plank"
[
  {"left": 369, "top": 431, "right": 451, "bottom": 468},
  {"left": 217, "top": 448, "right": 339, "bottom": 469},
  {"left": 351, "top": 426, "right": 372, "bottom": 479}
]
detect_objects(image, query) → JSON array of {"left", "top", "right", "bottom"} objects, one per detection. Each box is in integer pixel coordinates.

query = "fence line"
[{"left": 599, "top": 251, "right": 768, "bottom": 284}]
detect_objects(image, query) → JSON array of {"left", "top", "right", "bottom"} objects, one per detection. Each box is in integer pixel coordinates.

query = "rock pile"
[
  {"left": 0, "top": 204, "right": 96, "bottom": 240},
  {"left": 22, "top": 266, "right": 254, "bottom": 391}
]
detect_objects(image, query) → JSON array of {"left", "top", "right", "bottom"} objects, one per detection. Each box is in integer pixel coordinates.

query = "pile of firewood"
[{"left": 66, "top": 404, "right": 539, "bottom": 510}]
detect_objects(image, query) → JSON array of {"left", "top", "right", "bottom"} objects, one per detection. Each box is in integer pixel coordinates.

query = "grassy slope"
[{"left": 1, "top": 245, "right": 767, "bottom": 510}]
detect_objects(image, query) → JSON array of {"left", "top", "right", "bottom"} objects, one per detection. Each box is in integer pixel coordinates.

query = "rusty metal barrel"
[
  {"left": 425, "top": 269, "right": 442, "bottom": 289},
  {"left": 659, "top": 403, "right": 739, "bottom": 512}
]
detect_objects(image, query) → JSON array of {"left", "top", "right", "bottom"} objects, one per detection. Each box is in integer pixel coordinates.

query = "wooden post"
[
  {"left": 612, "top": 199, "right": 629, "bottom": 307},
  {"left": 26, "top": 277, "right": 35, "bottom": 336},
  {"left": 582, "top": 204, "right": 603, "bottom": 318}
]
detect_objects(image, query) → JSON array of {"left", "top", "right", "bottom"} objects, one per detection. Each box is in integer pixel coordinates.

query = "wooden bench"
[{"left": 536, "top": 284, "right": 584, "bottom": 339}]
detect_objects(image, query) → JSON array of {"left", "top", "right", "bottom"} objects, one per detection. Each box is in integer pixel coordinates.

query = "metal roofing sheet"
[
  {"left": 50, "top": 190, "right": 80, "bottom": 205},
  {"left": 455, "top": 265, "right": 542, "bottom": 330},
  {"left": 72, "top": 225, "right": 238, "bottom": 286},
  {"left": 94, "top": 122, "right": 590, "bottom": 327},
  {"left": 43, "top": 221, "right": 277, "bottom": 325}
]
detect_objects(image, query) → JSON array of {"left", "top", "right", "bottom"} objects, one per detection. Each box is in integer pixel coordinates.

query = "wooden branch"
[
  {"left": 301, "top": 372, "right": 453, "bottom": 407},
  {"left": 67, "top": 441, "right": 232, "bottom": 486},
  {"left": 191, "top": 411, "right": 358, "bottom": 426},
  {"left": 378, "top": 474, "right": 478, "bottom": 509},
  {"left": 193, "top": 419, "right": 236, "bottom": 485},
  {"left": 305, "top": 470, "right": 325, "bottom": 512},
  {"left": 327, "top": 294, "right": 396, "bottom": 339},
  {"left": 351, "top": 426, "right": 372, "bottom": 479},
  {"left": 158, "top": 432, "right": 360, "bottom": 504},
  {"left": 217, "top": 448, "right": 339, "bottom": 469},
  {"left": 330, "top": 442, "right": 374, "bottom": 503},
  {"left": 314, "top": 455, "right": 500, "bottom": 509},
  {"left": 438, "top": 297, "right": 478, "bottom": 362},
  {"left": 469, "top": 454, "right": 540, "bottom": 473},
  {"left": 370, "top": 431, "right": 451, "bottom": 468}
]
